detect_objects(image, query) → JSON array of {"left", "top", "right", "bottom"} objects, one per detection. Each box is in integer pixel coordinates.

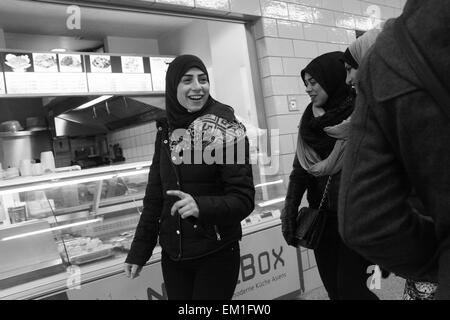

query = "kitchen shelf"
[{"left": 0, "top": 129, "right": 49, "bottom": 137}]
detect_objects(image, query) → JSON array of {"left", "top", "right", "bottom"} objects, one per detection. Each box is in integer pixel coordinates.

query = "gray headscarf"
[{"left": 348, "top": 28, "right": 381, "bottom": 65}]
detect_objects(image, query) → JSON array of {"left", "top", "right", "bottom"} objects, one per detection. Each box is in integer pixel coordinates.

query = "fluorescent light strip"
[
  {"left": 1, "top": 218, "right": 102, "bottom": 241},
  {"left": 0, "top": 168, "right": 150, "bottom": 196},
  {"left": 255, "top": 179, "right": 283, "bottom": 188},
  {"left": 257, "top": 197, "right": 285, "bottom": 208},
  {"left": 74, "top": 95, "right": 114, "bottom": 110},
  {"left": 117, "top": 169, "right": 149, "bottom": 178},
  {"left": 0, "top": 174, "right": 116, "bottom": 195}
]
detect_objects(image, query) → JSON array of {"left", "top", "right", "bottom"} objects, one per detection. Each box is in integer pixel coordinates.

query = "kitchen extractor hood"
[{"left": 45, "top": 95, "right": 166, "bottom": 137}]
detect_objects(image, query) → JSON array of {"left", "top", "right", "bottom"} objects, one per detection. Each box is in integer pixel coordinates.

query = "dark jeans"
[
  {"left": 314, "top": 215, "right": 379, "bottom": 300},
  {"left": 161, "top": 242, "right": 240, "bottom": 300}
]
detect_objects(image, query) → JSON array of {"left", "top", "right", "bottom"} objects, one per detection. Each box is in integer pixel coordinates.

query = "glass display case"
[
  {"left": 0, "top": 161, "right": 151, "bottom": 299},
  {"left": 0, "top": 156, "right": 289, "bottom": 300}
]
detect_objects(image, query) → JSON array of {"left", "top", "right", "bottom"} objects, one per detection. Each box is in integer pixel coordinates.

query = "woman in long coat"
[{"left": 281, "top": 52, "right": 378, "bottom": 300}]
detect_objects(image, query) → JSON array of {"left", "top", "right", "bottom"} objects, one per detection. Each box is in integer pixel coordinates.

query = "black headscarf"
[
  {"left": 165, "top": 54, "right": 235, "bottom": 129},
  {"left": 299, "top": 51, "right": 354, "bottom": 159}
]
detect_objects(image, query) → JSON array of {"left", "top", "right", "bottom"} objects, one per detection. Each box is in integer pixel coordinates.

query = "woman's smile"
[{"left": 177, "top": 68, "right": 210, "bottom": 112}]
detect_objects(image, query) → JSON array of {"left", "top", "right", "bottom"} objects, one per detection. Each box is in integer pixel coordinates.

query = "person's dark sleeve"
[
  {"left": 125, "top": 130, "right": 163, "bottom": 266},
  {"left": 281, "top": 154, "right": 309, "bottom": 246},
  {"left": 195, "top": 137, "right": 255, "bottom": 226},
  {"left": 338, "top": 81, "right": 437, "bottom": 282}
]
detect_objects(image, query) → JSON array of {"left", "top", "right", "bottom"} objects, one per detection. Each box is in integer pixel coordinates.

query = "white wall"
[
  {"left": 158, "top": 20, "right": 258, "bottom": 127},
  {"left": 206, "top": 21, "right": 258, "bottom": 127},
  {"left": 158, "top": 20, "right": 212, "bottom": 67},
  {"left": 107, "top": 122, "right": 156, "bottom": 164},
  {"left": 104, "top": 36, "right": 160, "bottom": 55}
]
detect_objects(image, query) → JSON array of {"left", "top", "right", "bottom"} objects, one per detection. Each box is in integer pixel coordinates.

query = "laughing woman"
[
  {"left": 281, "top": 52, "right": 378, "bottom": 300},
  {"left": 124, "top": 54, "right": 255, "bottom": 300}
]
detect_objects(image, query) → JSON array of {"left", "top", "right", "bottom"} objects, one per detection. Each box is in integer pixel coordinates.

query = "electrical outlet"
[{"left": 289, "top": 98, "right": 298, "bottom": 111}]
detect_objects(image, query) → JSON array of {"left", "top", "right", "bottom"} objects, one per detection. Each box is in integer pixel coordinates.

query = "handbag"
[{"left": 294, "top": 176, "right": 332, "bottom": 249}]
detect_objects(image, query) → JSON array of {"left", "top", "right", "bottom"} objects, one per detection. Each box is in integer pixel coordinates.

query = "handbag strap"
[
  {"left": 318, "top": 176, "right": 333, "bottom": 211},
  {"left": 394, "top": 16, "right": 450, "bottom": 121}
]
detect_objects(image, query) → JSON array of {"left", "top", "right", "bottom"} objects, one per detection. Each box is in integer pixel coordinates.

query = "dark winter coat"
[
  {"left": 284, "top": 155, "right": 341, "bottom": 217},
  {"left": 125, "top": 118, "right": 254, "bottom": 265},
  {"left": 338, "top": 0, "right": 450, "bottom": 299}
]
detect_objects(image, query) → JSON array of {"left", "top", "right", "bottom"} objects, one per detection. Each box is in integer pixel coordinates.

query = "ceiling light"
[
  {"left": 51, "top": 48, "right": 67, "bottom": 52},
  {"left": 74, "top": 95, "right": 114, "bottom": 110}
]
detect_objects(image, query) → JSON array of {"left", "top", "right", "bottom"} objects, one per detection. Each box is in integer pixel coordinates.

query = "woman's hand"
[
  {"left": 281, "top": 206, "right": 298, "bottom": 247},
  {"left": 167, "top": 190, "right": 199, "bottom": 219},
  {"left": 123, "top": 263, "right": 142, "bottom": 279}
]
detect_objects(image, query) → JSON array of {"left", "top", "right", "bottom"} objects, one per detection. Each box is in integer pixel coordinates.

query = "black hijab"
[
  {"left": 165, "top": 54, "right": 235, "bottom": 129},
  {"left": 299, "top": 51, "right": 354, "bottom": 159}
]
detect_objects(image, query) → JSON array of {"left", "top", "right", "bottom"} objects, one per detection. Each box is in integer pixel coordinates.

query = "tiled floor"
[{"left": 298, "top": 274, "right": 406, "bottom": 300}]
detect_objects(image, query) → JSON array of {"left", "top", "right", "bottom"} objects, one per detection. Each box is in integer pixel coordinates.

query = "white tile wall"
[
  {"left": 277, "top": 20, "right": 305, "bottom": 39},
  {"left": 303, "top": 24, "right": 330, "bottom": 42},
  {"left": 260, "top": 56, "right": 284, "bottom": 77},
  {"left": 317, "top": 42, "right": 341, "bottom": 55},
  {"left": 312, "top": 8, "right": 336, "bottom": 26},
  {"left": 279, "top": 153, "right": 296, "bottom": 175},
  {"left": 254, "top": 18, "right": 278, "bottom": 39},
  {"left": 108, "top": 122, "right": 157, "bottom": 164},
  {"left": 257, "top": 37, "right": 295, "bottom": 57},
  {"left": 334, "top": 12, "right": 356, "bottom": 29},
  {"left": 267, "top": 113, "right": 301, "bottom": 135},
  {"left": 326, "top": 27, "right": 350, "bottom": 44},
  {"left": 343, "top": 0, "right": 362, "bottom": 15},
  {"left": 293, "top": 39, "right": 319, "bottom": 58},
  {"left": 288, "top": 3, "right": 314, "bottom": 23},
  {"left": 260, "top": 0, "right": 289, "bottom": 19},
  {"left": 264, "top": 95, "right": 290, "bottom": 117},
  {"left": 279, "top": 133, "right": 296, "bottom": 155},
  {"left": 321, "top": 0, "right": 344, "bottom": 12},
  {"left": 269, "top": 76, "right": 303, "bottom": 96},
  {"left": 282, "top": 57, "right": 310, "bottom": 76}
]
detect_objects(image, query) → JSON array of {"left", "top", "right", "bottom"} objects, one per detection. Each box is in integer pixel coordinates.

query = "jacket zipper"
[{"left": 162, "top": 132, "right": 183, "bottom": 260}]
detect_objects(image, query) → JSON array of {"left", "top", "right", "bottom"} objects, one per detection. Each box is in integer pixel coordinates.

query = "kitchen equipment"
[
  {"left": 0, "top": 130, "right": 52, "bottom": 169},
  {"left": 4, "top": 167, "right": 19, "bottom": 179},
  {"left": 25, "top": 117, "right": 46, "bottom": 130},
  {"left": 0, "top": 121, "right": 23, "bottom": 132},
  {"left": 19, "top": 159, "right": 32, "bottom": 177},
  {"left": 112, "top": 144, "right": 125, "bottom": 163},
  {"left": 40, "top": 151, "right": 55, "bottom": 173},
  {"left": 8, "top": 203, "right": 27, "bottom": 224},
  {"left": 31, "top": 163, "right": 43, "bottom": 176}
]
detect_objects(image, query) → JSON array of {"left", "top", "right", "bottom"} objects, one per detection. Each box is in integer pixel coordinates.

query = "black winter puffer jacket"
[{"left": 126, "top": 118, "right": 255, "bottom": 266}]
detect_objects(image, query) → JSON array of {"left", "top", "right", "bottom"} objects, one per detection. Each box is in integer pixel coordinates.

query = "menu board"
[
  {"left": 0, "top": 51, "right": 174, "bottom": 96},
  {"left": 86, "top": 54, "right": 153, "bottom": 93},
  {"left": 150, "top": 57, "right": 173, "bottom": 91},
  {"left": 1, "top": 51, "right": 88, "bottom": 94}
]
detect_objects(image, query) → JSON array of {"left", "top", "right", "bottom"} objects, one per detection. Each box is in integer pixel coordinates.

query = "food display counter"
[{"left": 0, "top": 161, "right": 305, "bottom": 300}]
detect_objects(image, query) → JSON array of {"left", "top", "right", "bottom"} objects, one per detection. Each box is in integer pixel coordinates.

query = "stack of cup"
[
  {"left": 19, "top": 159, "right": 32, "bottom": 177},
  {"left": 40, "top": 151, "right": 56, "bottom": 174},
  {"left": 31, "top": 163, "right": 43, "bottom": 176}
]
